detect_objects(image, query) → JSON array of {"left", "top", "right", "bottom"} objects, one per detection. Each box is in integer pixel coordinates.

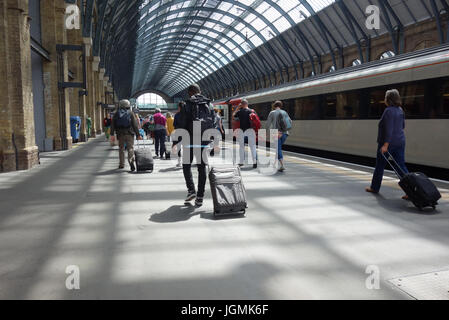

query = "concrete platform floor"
[{"left": 0, "top": 136, "right": 448, "bottom": 300}]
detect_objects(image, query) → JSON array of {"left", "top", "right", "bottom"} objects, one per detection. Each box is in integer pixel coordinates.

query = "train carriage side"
[{"left": 244, "top": 49, "right": 449, "bottom": 170}]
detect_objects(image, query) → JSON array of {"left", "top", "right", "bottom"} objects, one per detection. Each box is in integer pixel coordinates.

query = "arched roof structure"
[{"left": 81, "top": 0, "right": 449, "bottom": 99}]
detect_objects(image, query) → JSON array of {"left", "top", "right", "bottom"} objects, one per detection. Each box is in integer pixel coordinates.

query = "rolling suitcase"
[
  {"left": 134, "top": 140, "right": 154, "bottom": 173},
  {"left": 165, "top": 141, "right": 172, "bottom": 160},
  {"left": 383, "top": 152, "right": 441, "bottom": 210},
  {"left": 209, "top": 166, "right": 247, "bottom": 216}
]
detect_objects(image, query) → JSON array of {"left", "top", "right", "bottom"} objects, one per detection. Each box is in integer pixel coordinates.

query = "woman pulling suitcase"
[{"left": 366, "top": 89, "right": 410, "bottom": 200}]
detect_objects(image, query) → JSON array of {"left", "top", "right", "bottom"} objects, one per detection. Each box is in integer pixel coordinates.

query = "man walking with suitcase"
[
  {"left": 111, "top": 100, "right": 140, "bottom": 172},
  {"left": 178, "top": 84, "right": 216, "bottom": 207}
]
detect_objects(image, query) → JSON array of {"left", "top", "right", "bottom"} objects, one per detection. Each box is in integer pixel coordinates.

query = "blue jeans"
[
  {"left": 278, "top": 133, "right": 288, "bottom": 160},
  {"left": 155, "top": 129, "right": 166, "bottom": 157},
  {"left": 371, "top": 143, "right": 409, "bottom": 192}
]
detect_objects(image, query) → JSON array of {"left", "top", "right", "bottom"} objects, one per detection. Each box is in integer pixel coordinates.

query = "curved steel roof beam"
[
  {"left": 134, "top": 46, "right": 240, "bottom": 89},
  {"left": 134, "top": 12, "right": 268, "bottom": 81},
  {"left": 135, "top": 5, "right": 278, "bottom": 72},
  {"left": 133, "top": 33, "right": 254, "bottom": 90},
  {"left": 92, "top": 0, "right": 110, "bottom": 57},
  {"left": 99, "top": 0, "right": 121, "bottom": 68}
]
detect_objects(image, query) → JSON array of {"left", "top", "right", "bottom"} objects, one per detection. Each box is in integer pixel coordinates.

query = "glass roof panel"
[{"left": 132, "top": 0, "right": 336, "bottom": 96}]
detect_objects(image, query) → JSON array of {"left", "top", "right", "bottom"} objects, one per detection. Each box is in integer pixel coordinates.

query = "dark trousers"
[
  {"left": 154, "top": 129, "right": 166, "bottom": 157},
  {"left": 371, "top": 143, "right": 409, "bottom": 192},
  {"left": 183, "top": 147, "right": 208, "bottom": 198}
]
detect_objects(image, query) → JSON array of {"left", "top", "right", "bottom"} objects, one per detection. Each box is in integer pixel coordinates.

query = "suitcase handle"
[
  {"left": 135, "top": 139, "right": 152, "bottom": 149},
  {"left": 382, "top": 151, "right": 406, "bottom": 179}
]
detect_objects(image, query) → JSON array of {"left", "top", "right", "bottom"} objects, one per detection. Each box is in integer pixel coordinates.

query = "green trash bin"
[{"left": 86, "top": 117, "right": 92, "bottom": 138}]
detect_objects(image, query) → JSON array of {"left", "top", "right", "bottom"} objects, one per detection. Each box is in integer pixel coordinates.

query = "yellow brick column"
[
  {"left": 41, "top": 0, "right": 72, "bottom": 151},
  {"left": 0, "top": 0, "right": 14, "bottom": 171},
  {"left": 67, "top": 23, "right": 87, "bottom": 142},
  {"left": 0, "top": 0, "right": 39, "bottom": 172}
]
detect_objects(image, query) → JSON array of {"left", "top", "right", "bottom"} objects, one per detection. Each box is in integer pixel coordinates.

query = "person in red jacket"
[{"left": 153, "top": 108, "right": 168, "bottom": 159}]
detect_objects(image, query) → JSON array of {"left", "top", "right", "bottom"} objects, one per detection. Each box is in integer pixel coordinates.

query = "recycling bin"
[{"left": 70, "top": 116, "right": 81, "bottom": 143}]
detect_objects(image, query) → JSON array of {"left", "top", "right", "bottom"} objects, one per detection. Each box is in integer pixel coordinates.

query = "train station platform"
[{"left": 1, "top": 136, "right": 448, "bottom": 300}]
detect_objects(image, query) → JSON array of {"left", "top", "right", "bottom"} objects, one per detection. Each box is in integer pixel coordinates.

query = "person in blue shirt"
[{"left": 366, "top": 89, "right": 409, "bottom": 199}]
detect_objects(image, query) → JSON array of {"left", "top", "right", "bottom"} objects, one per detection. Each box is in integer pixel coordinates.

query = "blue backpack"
[
  {"left": 115, "top": 109, "right": 131, "bottom": 129},
  {"left": 278, "top": 110, "right": 292, "bottom": 132}
]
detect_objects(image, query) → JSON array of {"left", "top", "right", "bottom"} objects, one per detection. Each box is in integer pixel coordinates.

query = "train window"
[
  {"left": 294, "top": 96, "right": 322, "bottom": 120},
  {"left": 368, "top": 89, "right": 387, "bottom": 118},
  {"left": 399, "top": 83, "right": 426, "bottom": 118},
  {"left": 325, "top": 94, "right": 337, "bottom": 118},
  {"left": 252, "top": 102, "right": 271, "bottom": 121},
  {"left": 435, "top": 79, "right": 449, "bottom": 118},
  {"left": 338, "top": 91, "right": 361, "bottom": 119},
  {"left": 283, "top": 99, "right": 295, "bottom": 119},
  {"left": 324, "top": 92, "right": 361, "bottom": 119}
]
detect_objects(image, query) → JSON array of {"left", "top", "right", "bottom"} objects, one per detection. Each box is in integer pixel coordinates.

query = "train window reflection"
[
  {"left": 399, "top": 84, "right": 426, "bottom": 118},
  {"left": 436, "top": 80, "right": 449, "bottom": 118},
  {"left": 294, "top": 96, "right": 321, "bottom": 120},
  {"left": 369, "top": 89, "right": 387, "bottom": 118}
]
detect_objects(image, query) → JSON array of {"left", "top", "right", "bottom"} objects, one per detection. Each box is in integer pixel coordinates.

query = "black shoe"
[
  {"left": 130, "top": 162, "right": 136, "bottom": 172},
  {"left": 195, "top": 197, "right": 204, "bottom": 207},
  {"left": 253, "top": 163, "right": 258, "bottom": 169},
  {"left": 238, "top": 164, "right": 244, "bottom": 167},
  {"left": 185, "top": 191, "right": 196, "bottom": 203}
]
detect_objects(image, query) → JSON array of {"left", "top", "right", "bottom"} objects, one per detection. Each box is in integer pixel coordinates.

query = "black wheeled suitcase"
[
  {"left": 209, "top": 166, "right": 247, "bottom": 216},
  {"left": 383, "top": 152, "right": 441, "bottom": 210},
  {"left": 134, "top": 140, "right": 154, "bottom": 173}
]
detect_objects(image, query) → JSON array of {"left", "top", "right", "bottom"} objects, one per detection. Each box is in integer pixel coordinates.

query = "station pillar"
[
  {"left": 41, "top": 0, "right": 72, "bottom": 151},
  {"left": 0, "top": 0, "right": 39, "bottom": 172},
  {"left": 67, "top": 22, "right": 88, "bottom": 142}
]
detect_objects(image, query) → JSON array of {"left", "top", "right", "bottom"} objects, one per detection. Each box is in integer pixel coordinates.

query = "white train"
[{"left": 215, "top": 45, "right": 449, "bottom": 170}]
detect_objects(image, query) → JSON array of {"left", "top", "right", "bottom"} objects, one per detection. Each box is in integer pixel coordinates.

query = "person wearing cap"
[{"left": 110, "top": 99, "right": 140, "bottom": 171}]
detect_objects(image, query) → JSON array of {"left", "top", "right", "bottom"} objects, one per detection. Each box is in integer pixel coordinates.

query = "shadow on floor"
[
  {"left": 200, "top": 211, "right": 247, "bottom": 221},
  {"left": 159, "top": 167, "right": 183, "bottom": 173},
  {"left": 367, "top": 192, "right": 442, "bottom": 216},
  {"left": 95, "top": 169, "right": 127, "bottom": 176},
  {"left": 149, "top": 205, "right": 203, "bottom": 223}
]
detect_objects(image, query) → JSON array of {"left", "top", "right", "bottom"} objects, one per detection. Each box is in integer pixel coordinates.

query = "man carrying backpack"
[
  {"left": 110, "top": 99, "right": 140, "bottom": 172},
  {"left": 232, "top": 99, "right": 258, "bottom": 169},
  {"left": 266, "top": 101, "right": 292, "bottom": 173},
  {"left": 178, "top": 84, "right": 217, "bottom": 207}
]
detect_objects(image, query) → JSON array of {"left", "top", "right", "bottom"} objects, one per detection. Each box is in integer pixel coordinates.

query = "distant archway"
[
  {"left": 132, "top": 89, "right": 174, "bottom": 104},
  {"left": 136, "top": 93, "right": 168, "bottom": 109}
]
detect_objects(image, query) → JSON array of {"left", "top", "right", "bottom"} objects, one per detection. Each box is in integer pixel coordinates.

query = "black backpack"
[
  {"left": 114, "top": 108, "right": 131, "bottom": 129},
  {"left": 181, "top": 95, "right": 215, "bottom": 135}
]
